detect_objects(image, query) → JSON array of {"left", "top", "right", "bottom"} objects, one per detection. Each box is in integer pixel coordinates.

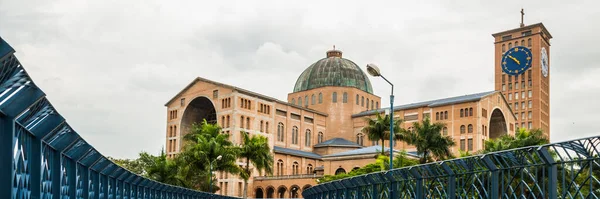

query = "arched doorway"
[
  {"left": 266, "top": 186, "right": 275, "bottom": 198},
  {"left": 489, "top": 108, "right": 508, "bottom": 139},
  {"left": 290, "top": 185, "right": 300, "bottom": 198},
  {"left": 302, "top": 185, "right": 312, "bottom": 196},
  {"left": 181, "top": 96, "right": 217, "bottom": 136},
  {"left": 255, "top": 188, "right": 264, "bottom": 198},
  {"left": 277, "top": 186, "right": 287, "bottom": 198}
]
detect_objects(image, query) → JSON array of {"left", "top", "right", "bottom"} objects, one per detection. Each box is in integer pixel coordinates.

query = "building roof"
[
  {"left": 313, "top": 138, "right": 361, "bottom": 148},
  {"left": 491, "top": 22, "right": 553, "bottom": 39},
  {"left": 164, "top": 77, "right": 328, "bottom": 116},
  {"left": 352, "top": 91, "right": 497, "bottom": 118},
  {"left": 323, "top": 145, "right": 420, "bottom": 158},
  {"left": 273, "top": 146, "right": 322, "bottom": 159},
  {"left": 293, "top": 49, "right": 373, "bottom": 94}
]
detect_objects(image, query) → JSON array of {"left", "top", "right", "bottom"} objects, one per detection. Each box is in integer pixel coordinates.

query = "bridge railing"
[
  {"left": 303, "top": 136, "right": 600, "bottom": 199},
  {"left": 0, "top": 37, "right": 239, "bottom": 199}
]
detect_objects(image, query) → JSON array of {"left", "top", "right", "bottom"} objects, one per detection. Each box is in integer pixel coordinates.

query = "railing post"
[
  {"left": 482, "top": 155, "right": 499, "bottom": 199},
  {"left": 441, "top": 162, "right": 455, "bottom": 198},
  {"left": 31, "top": 131, "right": 42, "bottom": 199},
  {"left": 537, "top": 147, "right": 557, "bottom": 199},
  {"left": 409, "top": 167, "right": 423, "bottom": 199}
]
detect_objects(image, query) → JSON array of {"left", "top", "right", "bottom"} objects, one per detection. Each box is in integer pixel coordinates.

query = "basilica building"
[{"left": 163, "top": 21, "right": 551, "bottom": 198}]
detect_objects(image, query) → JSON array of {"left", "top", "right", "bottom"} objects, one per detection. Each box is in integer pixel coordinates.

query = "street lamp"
[
  {"left": 366, "top": 63, "right": 394, "bottom": 171},
  {"left": 209, "top": 155, "right": 223, "bottom": 193}
]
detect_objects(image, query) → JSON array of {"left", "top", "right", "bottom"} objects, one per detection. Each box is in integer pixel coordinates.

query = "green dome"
[{"left": 293, "top": 50, "right": 373, "bottom": 94}]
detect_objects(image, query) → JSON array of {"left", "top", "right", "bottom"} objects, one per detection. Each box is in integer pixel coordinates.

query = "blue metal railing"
[
  {"left": 303, "top": 136, "right": 600, "bottom": 199},
  {"left": 0, "top": 37, "right": 238, "bottom": 199}
]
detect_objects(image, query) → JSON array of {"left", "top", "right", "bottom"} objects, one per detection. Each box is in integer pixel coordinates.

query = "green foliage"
[
  {"left": 402, "top": 116, "right": 455, "bottom": 163},
  {"left": 238, "top": 131, "right": 273, "bottom": 199},
  {"left": 361, "top": 111, "right": 404, "bottom": 154},
  {"left": 317, "top": 152, "right": 419, "bottom": 184},
  {"left": 107, "top": 155, "right": 148, "bottom": 176},
  {"left": 482, "top": 128, "right": 548, "bottom": 153}
]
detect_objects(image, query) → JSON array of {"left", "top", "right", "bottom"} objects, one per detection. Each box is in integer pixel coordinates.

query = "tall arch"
[
  {"left": 290, "top": 185, "right": 301, "bottom": 198},
  {"left": 181, "top": 96, "right": 216, "bottom": 137},
  {"left": 255, "top": 187, "right": 264, "bottom": 198},
  {"left": 489, "top": 108, "right": 508, "bottom": 139},
  {"left": 277, "top": 186, "right": 287, "bottom": 199},
  {"left": 266, "top": 186, "right": 275, "bottom": 198}
]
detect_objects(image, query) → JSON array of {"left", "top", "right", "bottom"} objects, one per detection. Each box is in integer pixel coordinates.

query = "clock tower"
[{"left": 492, "top": 14, "right": 552, "bottom": 138}]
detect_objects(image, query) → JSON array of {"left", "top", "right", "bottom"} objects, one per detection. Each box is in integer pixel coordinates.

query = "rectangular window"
[
  {"left": 515, "top": 92, "right": 519, "bottom": 100},
  {"left": 522, "top": 30, "right": 532, "bottom": 36},
  {"left": 508, "top": 93, "right": 512, "bottom": 100},
  {"left": 181, "top": 98, "right": 185, "bottom": 106},
  {"left": 528, "top": 90, "right": 532, "bottom": 98},
  {"left": 528, "top": 122, "right": 532, "bottom": 129},
  {"left": 291, "top": 113, "right": 301, "bottom": 120},
  {"left": 521, "top": 81, "right": 525, "bottom": 89},
  {"left": 521, "top": 112, "right": 525, "bottom": 120},
  {"left": 213, "top": 90, "right": 219, "bottom": 99},
  {"left": 522, "top": 91, "right": 525, "bottom": 99},
  {"left": 502, "top": 75, "right": 505, "bottom": 83},
  {"left": 528, "top": 100, "right": 532, "bottom": 108},
  {"left": 304, "top": 117, "right": 314, "bottom": 124},
  {"left": 515, "top": 82, "right": 519, "bottom": 89},
  {"left": 502, "top": 35, "right": 512, "bottom": 41},
  {"left": 404, "top": 114, "right": 418, "bottom": 121},
  {"left": 509, "top": 83, "right": 512, "bottom": 90},
  {"left": 460, "top": 139, "right": 466, "bottom": 151},
  {"left": 276, "top": 109, "right": 287, "bottom": 117},
  {"left": 468, "top": 139, "right": 473, "bottom": 151},
  {"left": 528, "top": 80, "right": 532, "bottom": 87},
  {"left": 528, "top": 111, "right": 532, "bottom": 119},
  {"left": 508, "top": 75, "right": 512, "bottom": 82},
  {"left": 502, "top": 84, "right": 506, "bottom": 91},
  {"left": 515, "top": 102, "right": 518, "bottom": 110},
  {"left": 522, "top": 101, "right": 525, "bottom": 109},
  {"left": 528, "top": 70, "right": 532, "bottom": 79}
]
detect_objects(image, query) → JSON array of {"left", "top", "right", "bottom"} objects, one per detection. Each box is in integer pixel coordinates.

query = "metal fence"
[
  {"left": 0, "top": 37, "right": 239, "bottom": 199},
  {"left": 303, "top": 135, "right": 600, "bottom": 199}
]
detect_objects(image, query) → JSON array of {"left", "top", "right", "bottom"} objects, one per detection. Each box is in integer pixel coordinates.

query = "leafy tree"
[
  {"left": 238, "top": 131, "right": 273, "bottom": 199},
  {"left": 317, "top": 152, "right": 419, "bottom": 183},
  {"left": 107, "top": 155, "right": 147, "bottom": 176},
  {"left": 482, "top": 128, "right": 548, "bottom": 153},
  {"left": 402, "top": 116, "right": 455, "bottom": 163},
  {"left": 143, "top": 149, "right": 184, "bottom": 186},
  {"left": 361, "top": 111, "right": 404, "bottom": 154},
  {"left": 177, "top": 119, "right": 240, "bottom": 192}
]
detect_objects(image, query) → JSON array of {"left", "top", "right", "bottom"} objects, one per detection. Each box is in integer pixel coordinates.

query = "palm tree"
[
  {"left": 142, "top": 148, "right": 182, "bottom": 186},
  {"left": 178, "top": 119, "right": 240, "bottom": 192},
  {"left": 238, "top": 131, "right": 273, "bottom": 199},
  {"left": 403, "top": 116, "right": 455, "bottom": 163},
  {"left": 361, "top": 111, "right": 404, "bottom": 154},
  {"left": 482, "top": 128, "right": 548, "bottom": 153}
]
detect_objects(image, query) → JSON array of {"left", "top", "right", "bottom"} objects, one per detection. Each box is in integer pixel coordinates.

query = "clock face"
[
  {"left": 501, "top": 46, "right": 532, "bottom": 76},
  {"left": 541, "top": 47, "right": 549, "bottom": 77}
]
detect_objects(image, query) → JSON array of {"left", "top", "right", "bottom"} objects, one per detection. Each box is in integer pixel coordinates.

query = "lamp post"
[
  {"left": 367, "top": 63, "right": 394, "bottom": 199},
  {"left": 366, "top": 63, "right": 394, "bottom": 171},
  {"left": 209, "top": 155, "right": 222, "bottom": 193}
]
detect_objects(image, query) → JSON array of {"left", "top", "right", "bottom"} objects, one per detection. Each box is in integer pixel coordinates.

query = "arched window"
[
  {"left": 277, "top": 123, "right": 284, "bottom": 142},
  {"left": 469, "top": 108, "right": 473, "bottom": 116},
  {"left": 371, "top": 100, "right": 374, "bottom": 110},
  {"left": 304, "top": 96, "right": 308, "bottom": 106},
  {"left": 502, "top": 44, "right": 505, "bottom": 52},
  {"left": 226, "top": 115, "right": 230, "bottom": 127},
  {"left": 265, "top": 122, "right": 269, "bottom": 133},
  {"left": 260, "top": 120, "right": 264, "bottom": 132},
  {"left": 436, "top": 112, "right": 440, "bottom": 120},
  {"left": 356, "top": 94, "right": 359, "bottom": 105},
  {"left": 292, "top": 126, "right": 298, "bottom": 144},
  {"left": 306, "top": 164, "right": 313, "bottom": 174},
  {"left": 277, "top": 160, "right": 284, "bottom": 176},
  {"left": 292, "top": 162, "right": 299, "bottom": 175},
  {"left": 376, "top": 102, "right": 379, "bottom": 109},
  {"left": 305, "top": 129, "right": 311, "bottom": 147},
  {"left": 515, "top": 41, "right": 519, "bottom": 46},
  {"left": 508, "top": 43, "right": 512, "bottom": 49},
  {"left": 241, "top": 116, "right": 245, "bottom": 128},
  {"left": 468, "top": 124, "right": 473, "bottom": 133},
  {"left": 335, "top": 168, "right": 346, "bottom": 175},
  {"left": 343, "top": 92, "right": 348, "bottom": 103},
  {"left": 442, "top": 127, "right": 448, "bottom": 136},
  {"left": 311, "top": 94, "right": 315, "bottom": 105},
  {"left": 356, "top": 133, "right": 364, "bottom": 146},
  {"left": 318, "top": 132, "right": 323, "bottom": 143},
  {"left": 361, "top": 96, "right": 364, "bottom": 107},
  {"left": 169, "top": 126, "right": 173, "bottom": 137},
  {"left": 221, "top": 116, "right": 225, "bottom": 127},
  {"left": 366, "top": 98, "right": 370, "bottom": 109},
  {"left": 318, "top": 93, "right": 323, "bottom": 104},
  {"left": 444, "top": 111, "right": 448, "bottom": 119},
  {"left": 332, "top": 92, "right": 337, "bottom": 102},
  {"left": 521, "top": 39, "right": 525, "bottom": 46},
  {"left": 298, "top": 97, "right": 302, "bottom": 106},
  {"left": 246, "top": 117, "right": 250, "bottom": 129},
  {"left": 527, "top": 38, "right": 532, "bottom": 47},
  {"left": 291, "top": 98, "right": 295, "bottom": 104},
  {"left": 460, "top": 109, "right": 464, "bottom": 117},
  {"left": 460, "top": 125, "right": 466, "bottom": 134}
]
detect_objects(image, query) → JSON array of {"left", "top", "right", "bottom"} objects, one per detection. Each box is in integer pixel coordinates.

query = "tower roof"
[{"left": 293, "top": 48, "right": 373, "bottom": 94}]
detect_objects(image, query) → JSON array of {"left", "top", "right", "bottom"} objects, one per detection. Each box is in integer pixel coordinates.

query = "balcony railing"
[{"left": 254, "top": 174, "right": 323, "bottom": 181}]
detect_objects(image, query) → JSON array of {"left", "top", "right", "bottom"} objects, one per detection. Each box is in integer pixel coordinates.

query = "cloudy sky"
[{"left": 1, "top": 0, "right": 599, "bottom": 159}]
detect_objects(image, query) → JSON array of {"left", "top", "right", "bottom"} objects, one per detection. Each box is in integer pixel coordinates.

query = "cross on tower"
[{"left": 520, "top": 8, "right": 525, "bottom": 27}]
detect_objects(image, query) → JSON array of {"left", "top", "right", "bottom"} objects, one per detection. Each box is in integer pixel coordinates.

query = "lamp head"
[
  {"left": 216, "top": 155, "right": 222, "bottom": 160},
  {"left": 366, "top": 63, "right": 381, "bottom": 77}
]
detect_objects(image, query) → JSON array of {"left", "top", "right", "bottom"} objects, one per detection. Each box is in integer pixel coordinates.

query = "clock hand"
[{"left": 508, "top": 55, "right": 521, "bottom": 65}]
